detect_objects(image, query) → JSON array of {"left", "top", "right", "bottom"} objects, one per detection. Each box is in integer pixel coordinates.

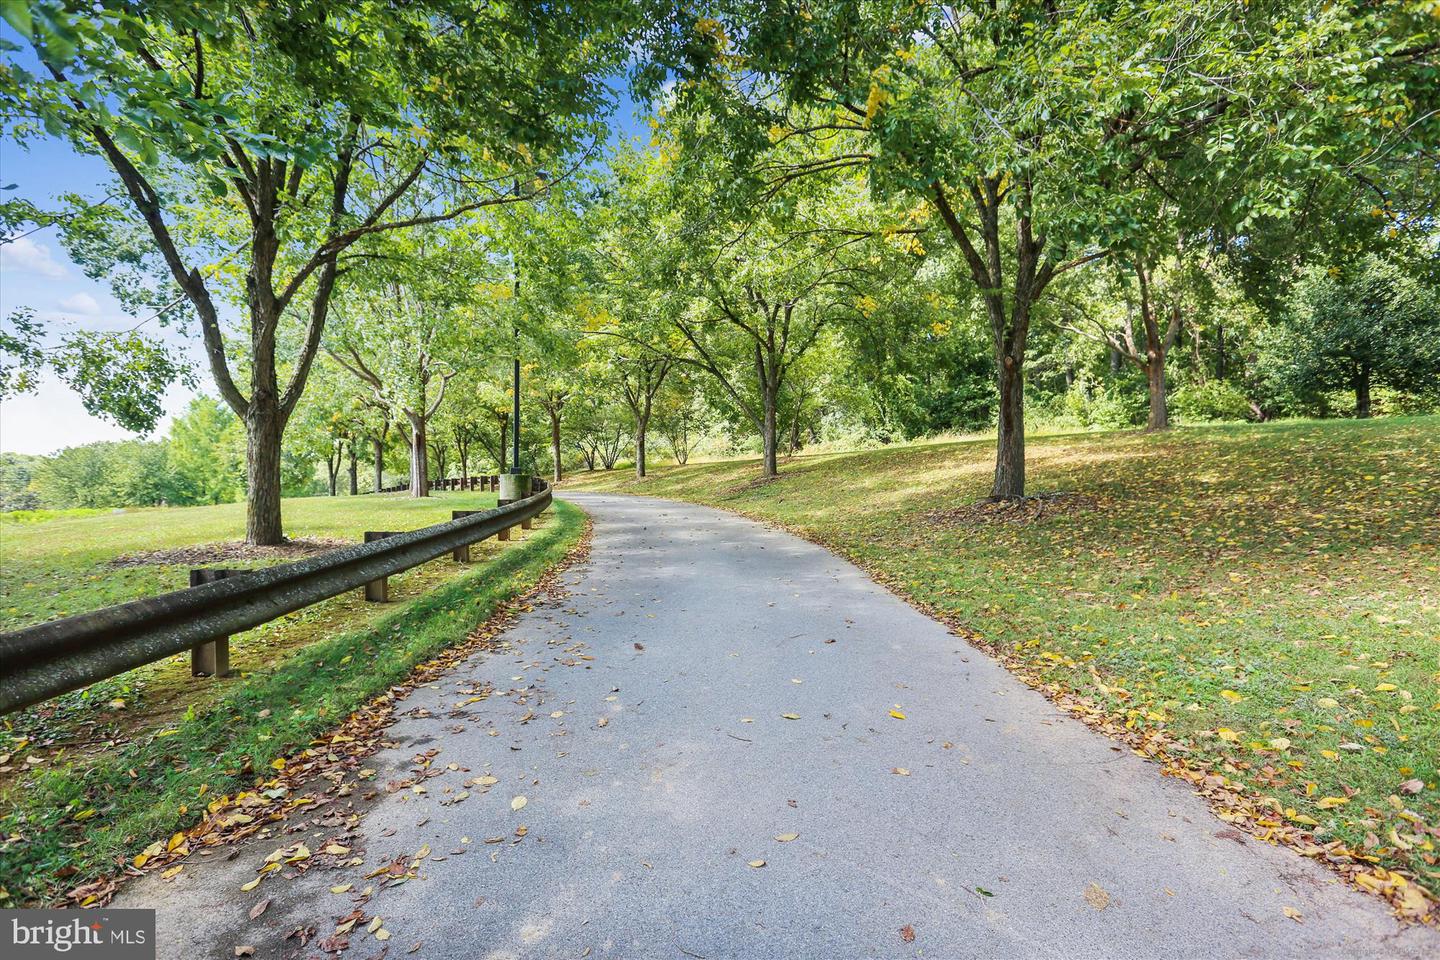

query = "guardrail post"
[
  {"left": 494, "top": 499, "right": 512, "bottom": 540},
  {"left": 451, "top": 510, "right": 481, "bottom": 561},
  {"left": 362, "top": 531, "right": 402, "bottom": 600},
  {"left": 188, "top": 569, "right": 237, "bottom": 677}
]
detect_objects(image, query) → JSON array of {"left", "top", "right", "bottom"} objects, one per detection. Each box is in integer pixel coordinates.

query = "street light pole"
[{"left": 511, "top": 177, "right": 522, "bottom": 476}]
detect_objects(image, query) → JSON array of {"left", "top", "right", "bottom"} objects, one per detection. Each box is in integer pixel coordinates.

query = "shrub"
[{"left": 1171, "top": 381, "right": 1253, "bottom": 423}]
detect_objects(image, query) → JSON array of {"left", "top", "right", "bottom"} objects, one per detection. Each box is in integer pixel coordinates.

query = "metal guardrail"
[{"left": 0, "top": 482, "right": 552, "bottom": 716}]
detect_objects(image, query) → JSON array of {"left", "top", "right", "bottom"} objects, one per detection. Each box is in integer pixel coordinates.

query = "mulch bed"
[{"left": 109, "top": 538, "right": 352, "bottom": 568}]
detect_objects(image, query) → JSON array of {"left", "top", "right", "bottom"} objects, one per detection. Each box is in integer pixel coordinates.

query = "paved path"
[{"left": 121, "top": 493, "right": 1434, "bottom": 959}]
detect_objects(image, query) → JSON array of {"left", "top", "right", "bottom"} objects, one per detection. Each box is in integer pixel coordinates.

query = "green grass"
[
  {"left": 567, "top": 416, "right": 1440, "bottom": 898},
  {"left": 0, "top": 491, "right": 508, "bottom": 630},
  {"left": 0, "top": 498, "right": 584, "bottom": 906}
]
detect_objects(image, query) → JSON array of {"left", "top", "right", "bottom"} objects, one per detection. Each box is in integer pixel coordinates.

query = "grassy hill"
[{"left": 564, "top": 417, "right": 1440, "bottom": 907}]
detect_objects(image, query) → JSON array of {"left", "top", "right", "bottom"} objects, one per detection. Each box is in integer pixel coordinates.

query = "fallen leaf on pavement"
[
  {"left": 748, "top": 859, "right": 766, "bottom": 868},
  {"left": 899, "top": 925, "right": 915, "bottom": 943},
  {"left": 1283, "top": 906, "right": 1303, "bottom": 923},
  {"left": 511, "top": 796, "right": 528, "bottom": 811},
  {"left": 248, "top": 898, "right": 270, "bottom": 920},
  {"left": 774, "top": 833, "right": 799, "bottom": 842},
  {"left": 1083, "top": 882, "right": 1110, "bottom": 910}
]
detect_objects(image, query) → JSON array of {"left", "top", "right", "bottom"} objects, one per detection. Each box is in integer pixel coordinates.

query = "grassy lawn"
[
  {"left": 565, "top": 416, "right": 1440, "bottom": 907},
  {"left": 0, "top": 490, "right": 511, "bottom": 630},
  {"left": 0, "top": 497, "right": 585, "bottom": 906}
]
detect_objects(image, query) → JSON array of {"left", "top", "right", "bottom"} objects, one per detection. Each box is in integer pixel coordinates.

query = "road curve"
[{"left": 118, "top": 492, "right": 1434, "bottom": 959}]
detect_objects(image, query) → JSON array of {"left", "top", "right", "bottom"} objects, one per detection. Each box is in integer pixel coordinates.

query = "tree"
[
  {"left": 327, "top": 224, "right": 502, "bottom": 497},
  {"left": 654, "top": 372, "right": 703, "bottom": 465},
  {"left": 614, "top": 354, "right": 672, "bottom": 478},
  {"left": 166, "top": 395, "right": 244, "bottom": 504},
  {"left": 535, "top": 378, "right": 572, "bottom": 482},
  {"left": 1271, "top": 258, "right": 1440, "bottom": 418},
  {"left": 3, "top": 0, "right": 636, "bottom": 540}
]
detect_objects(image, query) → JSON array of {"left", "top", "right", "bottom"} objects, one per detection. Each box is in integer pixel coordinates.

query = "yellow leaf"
[
  {"left": 375, "top": 930, "right": 391, "bottom": 942},
  {"left": 748, "top": 859, "right": 766, "bottom": 868},
  {"left": 889, "top": 709, "right": 907, "bottom": 720},
  {"left": 161, "top": 865, "right": 183, "bottom": 880},
  {"left": 782, "top": 713, "right": 801, "bottom": 720},
  {"left": 511, "top": 796, "right": 528, "bottom": 811},
  {"left": 331, "top": 884, "right": 353, "bottom": 894},
  {"left": 270, "top": 758, "right": 286, "bottom": 771},
  {"left": 774, "top": 833, "right": 799, "bottom": 842},
  {"left": 1375, "top": 683, "right": 1397, "bottom": 692},
  {"left": 1316, "top": 796, "right": 1349, "bottom": 809},
  {"left": 240, "top": 876, "right": 263, "bottom": 892},
  {"left": 167, "top": 832, "right": 185, "bottom": 852},
  {"left": 1283, "top": 906, "right": 1303, "bottom": 922},
  {"left": 1216, "top": 728, "right": 1239, "bottom": 742},
  {"left": 1220, "top": 690, "right": 1243, "bottom": 703}
]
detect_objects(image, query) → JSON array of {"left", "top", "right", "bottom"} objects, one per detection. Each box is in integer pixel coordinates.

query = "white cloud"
[
  {"left": 0, "top": 235, "right": 67, "bottom": 278},
  {"left": 59, "top": 292, "right": 101, "bottom": 315}
]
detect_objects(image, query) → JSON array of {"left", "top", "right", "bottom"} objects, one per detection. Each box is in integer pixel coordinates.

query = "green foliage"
[
  {"left": 1262, "top": 257, "right": 1440, "bottom": 417},
  {"left": 165, "top": 396, "right": 243, "bottom": 505},
  {"left": 1170, "top": 381, "right": 1253, "bottom": 424},
  {"left": 27, "top": 440, "right": 171, "bottom": 509},
  {"left": 0, "top": 452, "right": 42, "bottom": 512}
]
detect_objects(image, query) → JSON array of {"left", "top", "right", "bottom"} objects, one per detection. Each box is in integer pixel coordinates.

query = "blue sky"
[{"left": 0, "top": 26, "right": 651, "bottom": 456}]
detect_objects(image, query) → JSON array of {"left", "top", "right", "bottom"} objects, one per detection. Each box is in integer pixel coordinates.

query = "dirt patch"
[
  {"left": 919, "top": 491, "right": 1100, "bottom": 527},
  {"left": 720, "top": 473, "right": 787, "bottom": 495},
  {"left": 109, "top": 537, "right": 351, "bottom": 568}
]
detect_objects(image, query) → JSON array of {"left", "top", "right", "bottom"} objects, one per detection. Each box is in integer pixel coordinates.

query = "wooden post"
[
  {"left": 188, "top": 569, "right": 237, "bottom": 677},
  {"left": 495, "top": 498, "right": 512, "bottom": 540},
  {"left": 363, "top": 531, "right": 402, "bottom": 600},
  {"left": 452, "top": 510, "right": 480, "bottom": 562}
]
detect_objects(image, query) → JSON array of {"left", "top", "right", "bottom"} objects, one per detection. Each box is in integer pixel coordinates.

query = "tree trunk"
[
  {"left": 993, "top": 356, "right": 1025, "bottom": 499},
  {"left": 1355, "top": 366, "right": 1372, "bottom": 418},
  {"left": 327, "top": 456, "right": 339, "bottom": 496},
  {"left": 245, "top": 401, "right": 285, "bottom": 544},
  {"left": 635, "top": 414, "right": 648, "bottom": 479},
  {"left": 761, "top": 387, "right": 778, "bottom": 478},
  {"left": 550, "top": 412, "right": 563, "bottom": 482},
  {"left": 373, "top": 437, "right": 384, "bottom": 493},
  {"left": 1146, "top": 353, "right": 1170, "bottom": 431},
  {"left": 1109, "top": 344, "right": 1122, "bottom": 377},
  {"left": 409, "top": 416, "right": 429, "bottom": 497},
  {"left": 348, "top": 448, "right": 358, "bottom": 495},
  {"left": 1215, "top": 323, "right": 1227, "bottom": 379}
]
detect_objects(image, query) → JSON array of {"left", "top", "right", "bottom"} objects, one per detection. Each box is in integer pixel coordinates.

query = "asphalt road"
[{"left": 118, "top": 492, "right": 1436, "bottom": 959}]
